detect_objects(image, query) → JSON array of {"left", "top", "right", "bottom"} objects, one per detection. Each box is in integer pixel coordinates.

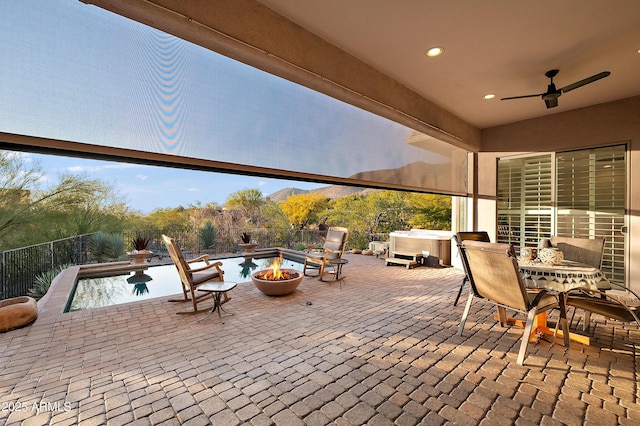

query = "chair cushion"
[{"left": 191, "top": 270, "right": 221, "bottom": 285}]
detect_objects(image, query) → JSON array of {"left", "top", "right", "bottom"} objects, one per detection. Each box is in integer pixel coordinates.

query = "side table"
[
  {"left": 196, "top": 281, "right": 237, "bottom": 323},
  {"left": 327, "top": 258, "right": 348, "bottom": 289}
]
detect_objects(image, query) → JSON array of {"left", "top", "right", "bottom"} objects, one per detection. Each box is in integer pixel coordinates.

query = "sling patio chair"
[
  {"left": 549, "top": 236, "right": 618, "bottom": 328},
  {"left": 453, "top": 231, "right": 491, "bottom": 306},
  {"left": 458, "top": 240, "right": 565, "bottom": 365},
  {"left": 162, "top": 234, "right": 229, "bottom": 315},
  {"left": 550, "top": 236, "right": 606, "bottom": 270},
  {"left": 303, "top": 227, "right": 349, "bottom": 281},
  {"left": 565, "top": 287, "right": 640, "bottom": 340}
]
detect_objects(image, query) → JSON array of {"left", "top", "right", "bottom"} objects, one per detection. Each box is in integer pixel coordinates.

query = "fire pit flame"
[{"left": 254, "top": 255, "right": 300, "bottom": 281}]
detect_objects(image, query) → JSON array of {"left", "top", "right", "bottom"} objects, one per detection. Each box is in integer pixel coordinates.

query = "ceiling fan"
[{"left": 501, "top": 69, "right": 611, "bottom": 108}]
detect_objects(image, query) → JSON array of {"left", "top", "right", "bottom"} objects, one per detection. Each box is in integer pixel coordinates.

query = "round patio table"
[{"left": 518, "top": 259, "right": 611, "bottom": 291}]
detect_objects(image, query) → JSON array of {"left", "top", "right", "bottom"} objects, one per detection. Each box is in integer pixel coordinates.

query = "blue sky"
[{"left": 23, "top": 151, "right": 323, "bottom": 214}]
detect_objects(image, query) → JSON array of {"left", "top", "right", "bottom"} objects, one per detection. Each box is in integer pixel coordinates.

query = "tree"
[
  {"left": 145, "top": 206, "right": 192, "bottom": 235},
  {"left": 406, "top": 193, "right": 451, "bottom": 230},
  {"left": 40, "top": 175, "right": 132, "bottom": 239},
  {"left": 0, "top": 151, "right": 127, "bottom": 249},
  {"left": 280, "top": 192, "right": 330, "bottom": 230},
  {"left": 225, "top": 188, "right": 265, "bottom": 225}
]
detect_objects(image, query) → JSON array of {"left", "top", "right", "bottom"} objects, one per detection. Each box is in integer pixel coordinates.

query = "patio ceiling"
[{"left": 83, "top": 0, "right": 640, "bottom": 153}]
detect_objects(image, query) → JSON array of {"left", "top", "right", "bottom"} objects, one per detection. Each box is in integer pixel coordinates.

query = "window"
[{"left": 497, "top": 145, "right": 626, "bottom": 285}]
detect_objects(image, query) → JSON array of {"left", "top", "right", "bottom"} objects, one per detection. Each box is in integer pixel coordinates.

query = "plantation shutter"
[
  {"left": 497, "top": 155, "right": 553, "bottom": 250},
  {"left": 556, "top": 145, "right": 626, "bottom": 283}
]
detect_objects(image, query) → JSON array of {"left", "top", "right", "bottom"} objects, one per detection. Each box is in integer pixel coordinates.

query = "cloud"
[
  {"left": 66, "top": 163, "right": 140, "bottom": 173},
  {"left": 258, "top": 180, "right": 267, "bottom": 187},
  {"left": 187, "top": 187, "right": 200, "bottom": 192},
  {"left": 135, "top": 174, "right": 148, "bottom": 181}
]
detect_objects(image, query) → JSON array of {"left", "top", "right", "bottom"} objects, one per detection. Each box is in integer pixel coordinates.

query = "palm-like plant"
[{"left": 132, "top": 234, "right": 149, "bottom": 251}]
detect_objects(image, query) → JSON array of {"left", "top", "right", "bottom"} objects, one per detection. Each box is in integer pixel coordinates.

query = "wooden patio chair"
[
  {"left": 453, "top": 231, "right": 491, "bottom": 306},
  {"left": 162, "top": 234, "right": 229, "bottom": 315},
  {"left": 458, "top": 240, "right": 564, "bottom": 365},
  {"left": 303, "top": 227, "right": 349, "bottom": 281}
]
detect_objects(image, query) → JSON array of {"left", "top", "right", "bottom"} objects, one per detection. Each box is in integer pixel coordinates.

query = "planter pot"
[
  {"left": 126, "top": 250, "right": 152, "bottom": 264},
  {"left": 251, "top": 269, "right": 303, "bottom": 296},
  {"left": 0, "top": 296, "right": 38, "bottom": 332},
  {"left": 239, "top": 243, "right": 258, "bottom": 253}
]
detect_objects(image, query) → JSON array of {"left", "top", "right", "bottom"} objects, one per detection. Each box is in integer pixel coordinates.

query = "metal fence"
[
  {"left": 1, "top": 234, "right": 93, "bottom": 300},
  {"left": 1, "top": 228, "right": 386, "bottom": 300}
]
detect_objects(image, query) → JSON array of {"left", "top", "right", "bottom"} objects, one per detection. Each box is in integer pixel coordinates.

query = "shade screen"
[{"left": 0, "top": 0, "right": 467, "bottom": 194}]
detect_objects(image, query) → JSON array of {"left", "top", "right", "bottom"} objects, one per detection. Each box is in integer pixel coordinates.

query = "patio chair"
[
  {"left": 458, "top": 240, "right": 564, "bottom": 365},
  {"left": 453, "top": 231, "right": 491, "bottom": 306},
  {"left": 303, "top": 227, "right": 349, "bottom": 280},
  {"left": 162, "top": 234, "right": 228, "bottom": 315},
  {"left": 566, "top": 287, "right": 640, "bottom": 331},
  {"left": 550, "top": 236, "right": 613, "bottom": 327},
  {"left": 550, "top": 236, "right": 606, "bottom": 269}
]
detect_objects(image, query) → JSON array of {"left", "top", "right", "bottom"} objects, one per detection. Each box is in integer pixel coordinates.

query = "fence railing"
[
  {"left": 1, "top": 228, "right": 387, "bottom": 300},
  {"left": 1, "top": 234, "right": 94, "bottom": 300}
]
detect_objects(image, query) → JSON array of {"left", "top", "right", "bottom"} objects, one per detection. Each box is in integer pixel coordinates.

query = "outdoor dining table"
[{"left": 513, "top": 259, "right": 612, "bottom": 345}]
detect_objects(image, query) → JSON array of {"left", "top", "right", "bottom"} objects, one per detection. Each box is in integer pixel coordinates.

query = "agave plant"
[
  {"left": 90, "top": 232, "right": 126, "bottom": 262},
  {"left": 132, "top": 234, "right": 149, "bottom": 251},
  {"left": 240, "top": 232, "right": 251, "bottom": 244},
  {"left": 28, "top": 264, "right": 69, "bottom": 300}
]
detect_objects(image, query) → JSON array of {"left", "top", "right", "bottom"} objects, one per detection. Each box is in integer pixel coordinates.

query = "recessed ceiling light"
[
  {"left": 483, "top": 93, "right": 496, "bottom": 100},
  {"left": 426, "top": 47, "right": 443, "bottom": 57}
]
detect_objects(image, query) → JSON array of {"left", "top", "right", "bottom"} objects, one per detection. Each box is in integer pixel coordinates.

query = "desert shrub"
[
  {"left": 199, "top": 220, "right": 216, "bottom": 250},
  {"left": 90, "top": 232, "right": 125, "bottom": 262},
  {"left": 28, "top": 264, "right": 69, "bottom": 300}
]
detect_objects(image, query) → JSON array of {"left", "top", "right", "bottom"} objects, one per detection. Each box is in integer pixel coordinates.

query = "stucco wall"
[{"left": 478, "top": 96, "right": 640, "bottom": 292}]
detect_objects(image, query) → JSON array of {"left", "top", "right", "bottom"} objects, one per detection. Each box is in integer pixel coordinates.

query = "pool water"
[{"left": 67, "top": 256, "right": 304, "bottom": 311}]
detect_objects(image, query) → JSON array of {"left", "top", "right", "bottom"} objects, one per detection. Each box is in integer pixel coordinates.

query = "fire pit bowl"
[{"left": 251, "top": 268, "right": 303, "bottom": 296}]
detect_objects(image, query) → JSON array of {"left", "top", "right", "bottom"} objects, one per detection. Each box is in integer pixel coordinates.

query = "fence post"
[{"left": 1, "top": 251, "right": 4, "bottom": 299}]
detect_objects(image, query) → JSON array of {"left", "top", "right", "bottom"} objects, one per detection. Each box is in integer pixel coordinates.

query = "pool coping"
[{"left": 34, "top": 247, "right": 306, "bottom": 326}]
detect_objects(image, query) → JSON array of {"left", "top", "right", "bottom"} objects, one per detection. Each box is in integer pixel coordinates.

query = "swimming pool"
[{"left": 67, "top": 256, "right": 304, "bottom": 311}]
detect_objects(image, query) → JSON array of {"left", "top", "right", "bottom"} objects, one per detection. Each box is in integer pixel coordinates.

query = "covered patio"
[{"left": 1, "top": 254, "right": 637, "bottom": 425}]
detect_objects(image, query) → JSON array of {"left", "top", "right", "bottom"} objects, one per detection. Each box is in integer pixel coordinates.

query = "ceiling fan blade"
[
  {"left": 500, "top": 93, "right": 543, "bottom": 101},
  {"left": 560, "top": 71, "right": 610, "bottom": 93},
  {"left": 545, "top": 97, "right": 558, "bottom": 108}
]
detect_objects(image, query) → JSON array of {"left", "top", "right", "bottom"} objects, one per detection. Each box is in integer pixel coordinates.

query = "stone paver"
[{"left": 0, "top": 254, "right": 639, "bottom": 425}]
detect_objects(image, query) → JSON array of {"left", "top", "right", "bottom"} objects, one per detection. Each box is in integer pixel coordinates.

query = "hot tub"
[{"left": 388, "top": 229, "right": 453, "bottom": 266}]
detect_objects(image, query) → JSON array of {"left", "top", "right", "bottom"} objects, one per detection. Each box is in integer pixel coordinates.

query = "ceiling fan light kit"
[{"left": 501, "top": 69, "right": 611, "bottom": 108}]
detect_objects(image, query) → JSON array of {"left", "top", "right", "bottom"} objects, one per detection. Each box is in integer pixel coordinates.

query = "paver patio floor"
[{"left": 1, "top": 254, "right": 639, "bottom": 425}]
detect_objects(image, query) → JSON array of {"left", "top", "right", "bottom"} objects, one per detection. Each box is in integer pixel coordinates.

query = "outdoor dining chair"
[
  {"left": 550, "top": 236, "right": 606, "bottom": 270},
  {"left": 566, "top": 287, "right": 640, "bottom": 331},
  {"left": 453, "top": 231, "right": 490, "bottom": 306},
  {"left": 549, "top": 236, "right": 616, "bottom": 328},
  {"left": 162, "top": 234, "right": 229, "bottom": 315},
  {"left": 458, "top": 240, "right": 565, "bottom": 366}
]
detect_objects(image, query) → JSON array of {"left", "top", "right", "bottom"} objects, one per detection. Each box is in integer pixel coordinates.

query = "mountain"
[{"left": 267, "top": 185, "right": 377, "bottom": 202}]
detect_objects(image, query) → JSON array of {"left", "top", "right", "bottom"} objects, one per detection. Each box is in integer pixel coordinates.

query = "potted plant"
[
  {"left": 127, "top": 234, "right": 153, "bottom": 264},
  {"left": 239, "top": 232, "right": 258, "bottom": 253}
]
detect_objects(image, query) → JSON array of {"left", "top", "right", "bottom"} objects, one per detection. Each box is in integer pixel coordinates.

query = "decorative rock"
[
  {"left": 0, "top": 296, "right": 38, "bottom": 332},
  {"left": 362, "top": 249, "right": 374, "bottom": 255}
]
